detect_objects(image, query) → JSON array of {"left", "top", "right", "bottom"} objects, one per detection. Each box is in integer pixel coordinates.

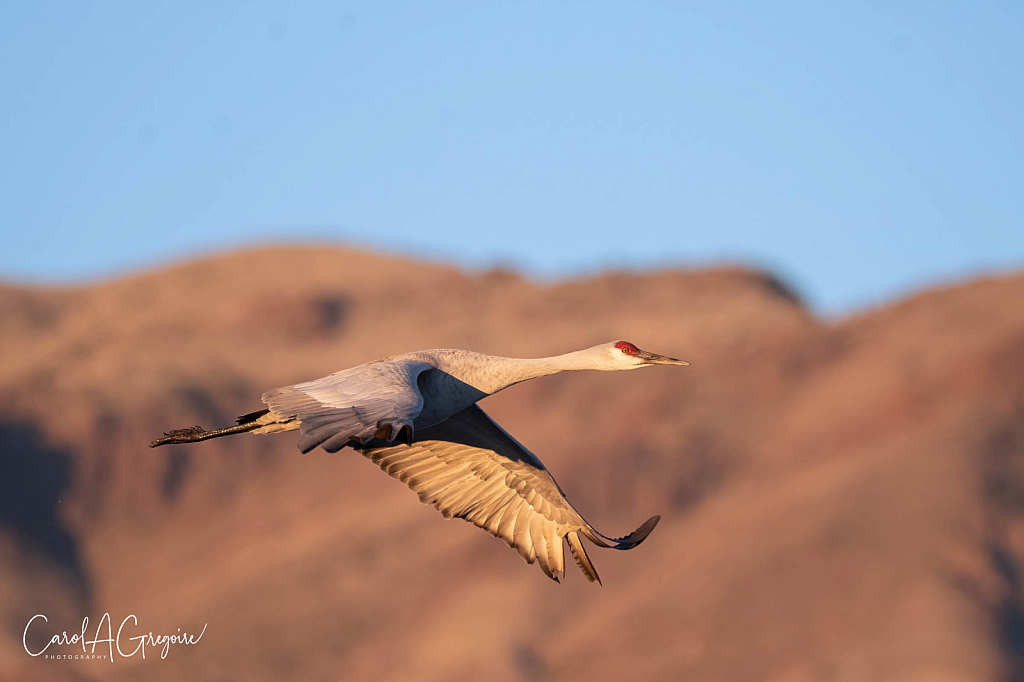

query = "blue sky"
[{"left": 1, "top": 1, "right": 1021, "bottom": 313}]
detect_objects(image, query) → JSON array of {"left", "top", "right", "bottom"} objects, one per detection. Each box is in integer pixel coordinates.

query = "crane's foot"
[{"left": 150, "top": 425, "right": 206, "bottom": 447}]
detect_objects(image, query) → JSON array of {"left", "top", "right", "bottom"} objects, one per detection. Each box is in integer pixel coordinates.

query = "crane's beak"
[{"left": 638, "top": 349, "right": 690, "bottom": 366}]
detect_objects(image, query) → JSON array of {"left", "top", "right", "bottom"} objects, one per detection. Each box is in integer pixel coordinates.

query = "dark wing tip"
[
  {"left": 613, "top": 515, "right": 661, "bottom": 549},
  {"left": 583, "top": 514, "right": 661, "bottom": 551}
]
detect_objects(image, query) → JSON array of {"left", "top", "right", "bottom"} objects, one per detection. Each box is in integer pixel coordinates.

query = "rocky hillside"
[{"left": 1, "top": 246, "right": 1022, "bottom": 681}]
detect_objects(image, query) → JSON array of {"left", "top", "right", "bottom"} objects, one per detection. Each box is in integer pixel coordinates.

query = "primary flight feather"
[{"left": 151, "top": 340, "right": 688, "bottom": 583}]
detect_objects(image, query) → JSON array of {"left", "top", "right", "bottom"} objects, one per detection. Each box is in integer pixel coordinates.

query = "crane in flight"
[{"left": 151, "top": 340, "right": 688, "bottom": 583}]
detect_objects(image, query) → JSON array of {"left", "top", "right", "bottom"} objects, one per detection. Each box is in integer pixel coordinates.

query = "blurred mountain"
[{"left": 1, "top": 246, "right": 1022, "bottom": 681}]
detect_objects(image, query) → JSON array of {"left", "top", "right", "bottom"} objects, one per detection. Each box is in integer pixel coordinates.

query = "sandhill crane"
[{"left": 151, "top": 341, "right": 688, "bottom": 583}]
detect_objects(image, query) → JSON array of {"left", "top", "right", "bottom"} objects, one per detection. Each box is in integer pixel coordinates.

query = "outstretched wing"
[
  {"left": 354, "top": 404, "right": 660, "bottom": 583},
  {"left": 263, "top": 359, "right": 433, "bottom": 453}
]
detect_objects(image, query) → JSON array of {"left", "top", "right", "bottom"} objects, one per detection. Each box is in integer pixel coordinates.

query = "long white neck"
[{"left": 440, "top": 349, "right": 608, "bottom": 396}]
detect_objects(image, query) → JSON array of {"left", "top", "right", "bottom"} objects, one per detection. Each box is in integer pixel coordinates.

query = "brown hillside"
[{"left": 1, "top": 246, "right": 1023, "bottom": 681}]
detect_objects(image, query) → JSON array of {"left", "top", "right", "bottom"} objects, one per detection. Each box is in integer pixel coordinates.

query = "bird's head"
[{"left": 599, "top": 340, "right": 690, "bottom": 370}]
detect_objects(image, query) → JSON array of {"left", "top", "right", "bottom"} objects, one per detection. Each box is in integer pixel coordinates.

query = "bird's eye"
[{"left": 616, "top": 341, "right": 638, "bottom": 355}]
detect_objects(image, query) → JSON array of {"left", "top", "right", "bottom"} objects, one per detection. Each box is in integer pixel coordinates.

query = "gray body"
[{"left": 152, "top": 341, "right": 687, "bottom": 582}]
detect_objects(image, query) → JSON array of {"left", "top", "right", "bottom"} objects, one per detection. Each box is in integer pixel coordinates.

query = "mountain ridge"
[{"left": 1, "top": 245, "right": 1022, "bottom": 681}]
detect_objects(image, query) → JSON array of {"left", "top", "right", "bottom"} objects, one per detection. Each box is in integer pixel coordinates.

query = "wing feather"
[
  {"left": 566, "top": 530, "right": 601, "bottom": 584},
  {"left": 545, "top": 521, "right": 563, "bottom": 580},
  {"left": 495, "top": 499, "right": 521, "bottom": 544},
  {"left": 264, "top": 359, "right": 431, "bottom": 453},
  {"left": 352, "top": 404, "right": 660, "bottom": 582},
  {"left": 530, "top": 514, "right": 552, "bottom": 578}
]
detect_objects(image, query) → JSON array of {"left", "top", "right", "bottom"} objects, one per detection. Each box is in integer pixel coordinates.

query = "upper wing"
[
  {"left": 354, "top": 404, "right": 660, "bottom": 583},
  {"left": 262, "top": 359, "right": 433, "bottom": 453}
]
